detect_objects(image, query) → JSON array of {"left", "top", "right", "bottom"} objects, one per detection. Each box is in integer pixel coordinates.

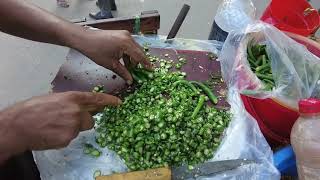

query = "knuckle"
[
  {"left": 60, "top": 132, "right": 76, "bottom": 146},
  {"left": 69, "top": 104, "right": 82, "bottom": 115},
  {"left": 119, "top": 31, "right": 131, "bottom": 42},
  {"left": 88, "top": 122, "right": 95, "bottom": 129},
  {"left": 121, "top": 30, "right": 131, "bottom": 36},
  {"left": 70, "top": 128, "right": 80, "bottom": 139},
  {"left": 60, "top": 141, "right": 70, "bottom": 148},
  {"left": 64, "top": 91, "right": 81, "bottom": 101},
  {"left": 111, "top": 62, "right": 119, "bottom": 70}
]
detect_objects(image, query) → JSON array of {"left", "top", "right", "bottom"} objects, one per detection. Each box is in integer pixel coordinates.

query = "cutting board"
[
  {"left": 52, "top": 48, "right": 228, "bottom": 108},
  {"left": 96, "top": 167, "right": 171, "bottom": 180}
]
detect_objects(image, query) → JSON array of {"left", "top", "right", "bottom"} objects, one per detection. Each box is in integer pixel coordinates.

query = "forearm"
[
  {"left": 0, "top": 0, "right": 85, "bottom": 48},
  {"left": 0, "top": 105, "right": 28, "bottom": 165}
]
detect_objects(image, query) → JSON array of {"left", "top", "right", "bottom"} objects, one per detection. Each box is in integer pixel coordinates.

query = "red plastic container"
[
  {"left": 241, "top": 32, "right": 320, "bottom": 146},
  {"left": 261, "top": 0, "right": 320, "bottom": 36}
]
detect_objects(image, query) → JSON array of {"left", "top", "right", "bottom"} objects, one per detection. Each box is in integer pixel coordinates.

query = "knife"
[{"left": 96, "top": 159, "right": 255, "bottom": 180}]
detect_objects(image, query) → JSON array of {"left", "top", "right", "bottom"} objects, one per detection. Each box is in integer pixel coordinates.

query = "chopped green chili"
[{"left": 92, "top": 52, "right": 231, "bottom": 171}]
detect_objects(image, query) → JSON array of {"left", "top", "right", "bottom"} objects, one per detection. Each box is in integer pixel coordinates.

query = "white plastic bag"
[
  {"left": 215, "top": 0, "right": 256, "bottom": 33},
  {"left": 33, "top": 35, "right": 279, "bottom": 180},
  {"left": 220, "top": 22, "right": 320, "bottom": 110}
]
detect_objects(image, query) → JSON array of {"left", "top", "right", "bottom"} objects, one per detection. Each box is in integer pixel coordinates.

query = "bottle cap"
[{"left": 299, "top": 98, "right": 320, "bottom": 114}]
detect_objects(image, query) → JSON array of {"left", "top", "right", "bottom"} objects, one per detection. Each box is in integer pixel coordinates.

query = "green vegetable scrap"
[
  {"left": 207, "top": 52, "right": 217, "bottom": 60},
  {"left": 178, "top": 57, "right": 187, "bottom": 64},
  {"left": 93, "top": 170, "right": 102, "bottom": 179},
  {"left": 92, "top": 85, "right": 105, "bottom": 93},
  {"left": 94, "top": 52, "right": 231, "bottom": 171},
  {"left": 84, "top": 143, "right": 102, "bottom": 158},
  {"left": 247, "top": 44, "right": 275, "bottom": 91}
]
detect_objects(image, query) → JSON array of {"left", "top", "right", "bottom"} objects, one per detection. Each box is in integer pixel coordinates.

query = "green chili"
[
  {"left": 255, "top": 63, "right": 270, "bottom": 72},
  {"left": 255, "top": 55, "right": 263, "bottom": 66},
  {"left": 131, "top": 71, "right": 142, "bottom": 82},
  {"left": 248, "top": 44, "right": 275, "bottom": 90},
  {"left": 133, "top": 68, "right": 154, "bottom": 79},
  {"left": 93, "top": 170, "right": 102, "bottom": 178},
  {"left": 173, "top": 80, "right": 199, "bottom": 93},
  {"left": 191, "top": 81, "right": 218, "bottom": 104},
  {"left": 256, "top": 73, "right": 274, "bottom": 81},
  {"left": 248, "top": 45, "right": 256, "bottom": 61},
  {"left": 262, "top": 55, "right": 267, "bottom": 65},
  {"left": 92, "top": 52, "right": 231, "bottom": 171},
  {"left": 191, "top": 95, "right": 206, "bottom": 118},
  {"left": 248, "top": 57, "right": 257, "bottom": 67},
  {"left": 263, "top": 78, "right": 275, "bottom": 85}
]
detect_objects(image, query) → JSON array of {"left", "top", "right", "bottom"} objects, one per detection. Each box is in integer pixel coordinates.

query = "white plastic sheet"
[
  {"left": 34, "top": 35, "right": 279, "bottom": 180},
  {"left": 0, "top": 32, "right": 68, "bottom": 110}
]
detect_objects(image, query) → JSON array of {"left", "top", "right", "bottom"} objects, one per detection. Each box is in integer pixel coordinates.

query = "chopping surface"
[{"left": 52, "top": 48, "right": 228, "bottom": 108}]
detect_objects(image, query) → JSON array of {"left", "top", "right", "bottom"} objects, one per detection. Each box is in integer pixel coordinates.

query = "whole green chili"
[
  {"left": 256, "top": 63, "right": 270, "bottom": 72},
  {"left": 248, "top": 45, "right": 256, "bottom": 61},
  {"left": 173, "top": 80, "right": 199, "bottom": 93},
  {"left": 256, "top": 73, "right": 274, "bottom": 81},
  {"left": 192, "top": 95, "right": 206, "bottom": 118},
  {"left": 191, "top": 81, "right": 218, "bottom": 104}
]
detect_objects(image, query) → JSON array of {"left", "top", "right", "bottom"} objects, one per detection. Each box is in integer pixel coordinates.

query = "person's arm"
[
  {"left": 0, "top": 92, "right": 121, "bottom": 163},
  {"left": 0, "top": 0, "right": 152, "bottom": 163},
  {"left": 0, "top": 0, "right": 83, "bottom": 47},
  {"left": 0, "top": 0, "right": 152, "bottom": 84}
]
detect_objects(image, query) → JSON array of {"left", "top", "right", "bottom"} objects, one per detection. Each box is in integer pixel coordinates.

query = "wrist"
[
  {"left": 0, "top": 107, "right": 26, "bottom": 161},
  {"left": 62, "top": 24, "right": 92, "bottom": 51}
]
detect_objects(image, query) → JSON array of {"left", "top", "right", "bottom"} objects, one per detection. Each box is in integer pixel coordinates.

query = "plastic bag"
[
  {"left": 33, "top": 35, "right": 279, "bottom": 180},
  {"left": 214, "top": 0, "right": 255, "bottom": 33},
  {"left": 220, "top": 22, "right": 320, "bottom": 110}
]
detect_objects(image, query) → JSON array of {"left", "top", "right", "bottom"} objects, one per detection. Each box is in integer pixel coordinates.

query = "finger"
[
  {"left": 68, "top": 92, "right": 122, "bottom": 111},
  {"left": 131, "top": 40, "right": 153, "bottom": 70},
  {"left": 111, "top": 61, "right": 133, "bottom": 84},
  {"left": 79, "top": 112, "right": 94, "bottom": 131},
  {"left": 131, "top": 40, "right": 154, "bottom": 70},
  {"left": 123, "top": 54, "right": 136, "bottom": 70},
  {"left": 124, "top": 39, "right": 153, "bottom": 70}
]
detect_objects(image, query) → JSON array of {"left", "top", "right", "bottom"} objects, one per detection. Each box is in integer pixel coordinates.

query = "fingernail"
[
  {"left": 149, "top": 64, "right": 155, "bottom": 69},
  {"left": 127, "top": 80, "right": 133, "bottom": 85}
]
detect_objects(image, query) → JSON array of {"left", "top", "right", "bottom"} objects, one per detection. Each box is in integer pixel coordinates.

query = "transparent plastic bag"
[
  {"left": 220, "top": 22, "right": 320, "bottom": 109},
  {"left": 33, "top": 35, "right": 279, "bottom": 180},
  {"left": 214, "top": 0, "right": 255, "bottom": 33}
]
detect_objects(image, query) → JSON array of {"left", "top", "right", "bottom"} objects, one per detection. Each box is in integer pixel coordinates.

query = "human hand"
[
  {"left": 0, "top": 91, "right": 121, "bottom": 158},
  {"left": 75, "top": 29, "right": 152, "bottom": 84}
]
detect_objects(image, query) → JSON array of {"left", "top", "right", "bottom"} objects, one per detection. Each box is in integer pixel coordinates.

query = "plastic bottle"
[
  {"left": 291, "top": 98, "right": 320, "bottom": 180},
  {"left": 208, "top": 0, "right": 255, "bottom": 41}
]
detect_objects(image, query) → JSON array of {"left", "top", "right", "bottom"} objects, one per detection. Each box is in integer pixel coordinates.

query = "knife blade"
[
  {"left": 96, "top": 159, "right": 255, "bottom": 180},
  {"left": 172, "top": 159, "right": 255, "bottom": 180}
]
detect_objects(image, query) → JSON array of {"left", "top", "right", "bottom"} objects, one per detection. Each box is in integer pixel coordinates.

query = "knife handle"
[{"left": 96, "top": 167, "right": 171, "bottom": 180}]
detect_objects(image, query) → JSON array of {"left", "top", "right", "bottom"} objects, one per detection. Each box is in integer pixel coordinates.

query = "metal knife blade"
[{"left": 172, "top": 159, "right": 255, "bottom": 180}]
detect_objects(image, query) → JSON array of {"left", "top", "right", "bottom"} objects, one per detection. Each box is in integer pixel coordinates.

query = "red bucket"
[
  {"left": 261, "top": 0, "right": 320, "bottom": 36},
  {"left": 242, "top": 32, "right": 320, "bottom": 146}
]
